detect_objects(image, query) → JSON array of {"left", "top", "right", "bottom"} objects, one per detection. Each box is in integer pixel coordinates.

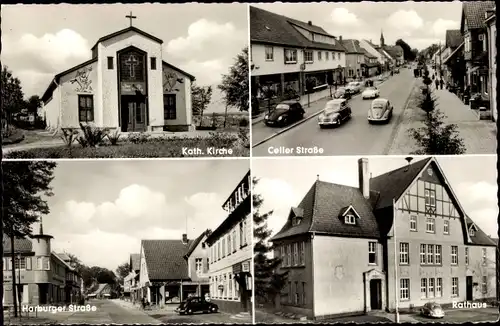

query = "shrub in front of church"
[
  {"left": 106, "top": 129, "right": 121, "bottom": 145},
  {"left": 61, "top": 128, "right": 80, "bottom": 147},
  {"left": 76, "top": 123, "right": 108, "bottom": 147},
  {"left": 127, "top": 132, "right": 151, "bottom": 144}
]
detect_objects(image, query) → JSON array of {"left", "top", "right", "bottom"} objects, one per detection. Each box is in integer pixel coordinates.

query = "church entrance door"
[{"left": 121, "top": 95, "right": 146, "bottom": 132}]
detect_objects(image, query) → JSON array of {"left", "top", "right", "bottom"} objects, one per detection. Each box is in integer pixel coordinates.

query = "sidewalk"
[
  {"left": 389, "top": 81, "right": 496, "bottom": 155},
  {"left": 252, "top": 75, "right": 388, "bottom": 125}
]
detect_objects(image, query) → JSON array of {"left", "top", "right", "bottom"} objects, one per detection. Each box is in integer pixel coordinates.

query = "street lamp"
[{"left": 17, "top": 253, "right": 22, "bottom": 319}]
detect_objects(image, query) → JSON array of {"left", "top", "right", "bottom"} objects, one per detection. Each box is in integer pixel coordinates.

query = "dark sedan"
[
  {"left": 175, "top": 297, "right": 219, "bottom": 315},
  {"left": 333, "top": 87, "right": 352, "bottom": 100},
  {"left": 264, "top": 101, "right": 305, "bottom": 127}
]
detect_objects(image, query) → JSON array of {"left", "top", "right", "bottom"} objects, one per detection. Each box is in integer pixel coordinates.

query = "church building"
[{"left": 41, "top": 13, "right": 196, "bottom": 133}]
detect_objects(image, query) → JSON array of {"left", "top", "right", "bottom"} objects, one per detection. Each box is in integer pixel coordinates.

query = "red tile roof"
[
  {"left": 446, "top": 29, "right": 464, "bottom": 48},
  {"left": 462, "top": 1, "right": 495, "bottom": 31},
  {"left": 142, "top": 239, "right": 192, "bottom": 281}
]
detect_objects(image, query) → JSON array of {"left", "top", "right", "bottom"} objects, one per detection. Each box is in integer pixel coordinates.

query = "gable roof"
[
  {"left": 271, "top": 180, "right": 380, "bottom": 241},
  {"left": 378, "top": 48, "right": 393, "bottom": 60},
  {"left": 130, "top": 253, "right": 140, "bottom": 272},
  {"left": 142, "top": 239, "right": 191, "bottom": 281},
  {"left": 162, "top": 60, "right": 196, "bottom": 81},
  {"left": 184, "top": 229, "right": 211, "bottom": 259},
  {"left": 446, "top": 29, "right": 464, "bottom": 48},
  {"left": 250, "top": 6, "right": 345, "bottom": 52},
  {"left": 465, "top": 215, "right": 497, "bottom": 246},
  {"left": 382, "top": 45, "right": 403, "bottom": 60},
  {"left": 370, "top": 157, "right": 432, "bottom": 210},
  {"left": 3, "top": 235, "right": 33, "bottom": 254},
  {"left": 341, "top": 39, "right": 364, "bottom": 54},
  {"left": 360, "top": 47, "right": 377, "bottom": 59},
  {"left": 461, "top": 1, "right": 495, "bottom": 32},
  {"left": 90, "top": 26, "right": 163, "bottom": 52}
]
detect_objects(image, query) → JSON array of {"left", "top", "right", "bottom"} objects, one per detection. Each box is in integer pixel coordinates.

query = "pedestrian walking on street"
[
  {"left": 439, "top": 78, "right": 444, "bottom": 90},
  {"left": 141, "top": 296, "right": 147, "bottom": 310},
  {"left": 435, "top": 79, "right": 439, "bottom": 89}
]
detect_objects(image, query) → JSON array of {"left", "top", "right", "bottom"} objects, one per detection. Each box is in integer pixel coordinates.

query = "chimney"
[
  {"left": 308, "top": 21, "right": 312, "bottom": 26},
  {"left": 317, "top": 174, "right": 319, "bottom": 181},
  {"left": 339, "top": 35, "right": 342, "bottom": 42},
  {"left": 182, "top": 234, "right": 188, "bottom": 244},
  {"left": 404, "top": 157, "right": 413, "bottom": 171},
  {"left": 358, "top": 158, "right": 370, "bottom": 199}
]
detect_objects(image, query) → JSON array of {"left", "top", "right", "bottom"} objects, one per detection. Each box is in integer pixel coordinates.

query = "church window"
[
  {"left": 78, "top": 95, "right": 94, "bottom": 122},
  {"left": 163, "top": 94, "right": 176, "bottom": 120},
  {"left": 150, "top": 57, "right": 157, "bottom": 70},
  {"left": 107, "top": 57, "right": 114, "bottom": 70}
]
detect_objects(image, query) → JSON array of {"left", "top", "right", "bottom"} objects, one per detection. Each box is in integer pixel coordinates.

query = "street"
[
  {"left": 4, "top": 299, "right": 251, "bottom": 325},
  {"left": 252, "top": 69, "right": 416, "bottom": 156}
]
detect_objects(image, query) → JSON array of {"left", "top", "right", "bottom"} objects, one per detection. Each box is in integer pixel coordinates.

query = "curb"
[
  {"left": 384, "top": 78, "right": 418, "bottom": 155},
  {"left": 252, "top": 77, "right": 391, "bottom": 148}
]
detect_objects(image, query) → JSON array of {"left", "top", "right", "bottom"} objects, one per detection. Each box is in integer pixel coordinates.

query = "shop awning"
[{"left": 443, "top": 42, "right": 464, "bottom": 65}]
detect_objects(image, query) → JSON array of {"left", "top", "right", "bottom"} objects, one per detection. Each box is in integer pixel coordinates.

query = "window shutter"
[
  {"left": 26, "top": 257, "right": 32, "bottom": 270},
  {"left": 8, "top": 258, "right": 12, "bottom": 270}
]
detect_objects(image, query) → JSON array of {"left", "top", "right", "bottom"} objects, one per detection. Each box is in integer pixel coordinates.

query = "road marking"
[
  {"left": 384, "top": 78, "right": 418, "bottom": 155},
  {"left": 252, "top": 77, "right": 391, "bottom": 148}
]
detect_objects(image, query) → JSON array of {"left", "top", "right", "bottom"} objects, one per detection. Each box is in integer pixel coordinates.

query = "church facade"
[{"left": 41, "top": 26, "right": 195, "bottom": 133}]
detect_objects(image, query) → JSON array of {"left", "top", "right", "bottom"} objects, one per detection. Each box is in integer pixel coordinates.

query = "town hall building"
[{"left": 41, "top": 14, "right": 196, "bottom": 133}]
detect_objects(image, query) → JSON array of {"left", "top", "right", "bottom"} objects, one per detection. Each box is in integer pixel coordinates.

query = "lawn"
[{"left": 4, "top": 131, "right": 250, "bottom": 158}]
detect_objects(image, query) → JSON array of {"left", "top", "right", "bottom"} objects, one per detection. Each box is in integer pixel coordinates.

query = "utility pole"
[
  {"left": 393, "top": 198, "right": 400, "bottom": 323},
  {"left": 10, "top": 230, "right": 18, "bottom": 318}
]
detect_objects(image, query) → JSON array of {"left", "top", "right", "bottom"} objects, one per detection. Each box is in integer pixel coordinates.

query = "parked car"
[
  {"left": 377, "top": 75, "right": 384, "bottom": 81},
  {"left": 421, "top": 302, "right": 445, "bottom": 319},
  {"left": 264, "top": 100, "right": 305, "bottom": 127},
  {"left": 394, "top": 68, "right": 400, "bottom": 74},
  {"left": 367, "top": 98, "right": 393, "bottom": 123},
  {"left": 346, "top": 81, "right": 362, "bottom": 94},
  {"left": 333, "top": 87, "right": 352, "bottom": 100},
  {"left": 362, "top": 86, "right": 380, "bottom": 99},
  {"left": 175, "top": 297, "right": 218, "bottom": 315},
  {"left": 317, "top": 99, "right": 352, "bottom": 128}
]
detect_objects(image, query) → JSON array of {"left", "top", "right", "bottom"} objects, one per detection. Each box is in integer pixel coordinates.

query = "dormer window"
[
  {"left": 345, "top": 214, "right": 356, "bottom": 225},
  {"left": 292, "top": 217, "right": 302, "bottom": 226},
  {"left": 469, "top": 229, "right": 475, "bottom": 237}
]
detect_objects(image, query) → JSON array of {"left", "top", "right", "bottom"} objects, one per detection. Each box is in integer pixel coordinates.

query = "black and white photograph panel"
[
  {"left": 250, "top": 2, "right": 497, "bottom": 156},
  {"left": 2, "top": 159, "right": 252, "bottom": 325},
  {"left": 2, "top": 3, "right": 250, "bottom": 159},
  {"left": 253, "top": 155, "right": 498, "bottom": 323}
]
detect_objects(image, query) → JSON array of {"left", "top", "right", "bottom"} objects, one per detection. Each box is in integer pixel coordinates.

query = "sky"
[
  {"left": 1, "top": 3, "right": 248, "bottom": 112},
  {"left": 254, "top": 155, "right": 498, "bottom": 241},
  {"left": 253, "top": 1, "right": 462, "bottom": 50},
  {"left": 31, "top": 159, "right": 249, "bottom": 272}
]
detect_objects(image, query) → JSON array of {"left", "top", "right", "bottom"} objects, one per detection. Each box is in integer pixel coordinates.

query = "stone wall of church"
[
  {"left": 59, "top": 61, "right": 98, "bottom": 128},
  {"left": 162, "top": 65, "right": 193, "bottom": 131},
  {"left": 98, "top": 31, "right": 164, "bottom": 130}
]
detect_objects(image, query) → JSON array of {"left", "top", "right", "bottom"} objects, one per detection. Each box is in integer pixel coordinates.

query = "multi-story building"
[
  {"left": 3, "top": 223, "right": 83, "bottom": 305},
  {"left": 359, "top": 39, "right": 387, "bottom": 68},
  {"left": 250, "top": 6, "right": 346, "bottom": 99},
  {"left": 340, "top": 39, "right": 365, "bottom": 80},
  {"left": 271, "top": 157, "right": 497, "bottom": 320},
  {"left": 184, "top": 229, "right": 212, "bottom": 297},
  {"left": 441, "top": 29, "right": 464, "bottom": 85},
  {"left": 460, "top": 1, "right": 495, "bottom": 94},
  {"left": 485, "top": 8, "right": 496, "bottom": 121},
  {"left": 205, "top": 170, "right": 252, "bottom": 314},
  {"left": 361, "top": 48, "right": 380, "bottom": 77},
  {"left": 123, "top": 253, "right": 140, "bottom": 302}
]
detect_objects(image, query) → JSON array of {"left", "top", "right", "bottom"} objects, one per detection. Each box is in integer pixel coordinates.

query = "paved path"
[
  {"left": 389, "top": 80, "right": 496, "bottom": 155},
  {"left": 252, "top": 71, "right": 412, "bottom": 156}
]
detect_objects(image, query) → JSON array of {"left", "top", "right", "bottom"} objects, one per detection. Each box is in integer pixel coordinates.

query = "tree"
[
  {"left": 25, "top": 95, "right": 41, "bottom": 115},
  {"left": 116, "top": 262, "right": 131, "bottom": 284},
  {"left": 2, "top": 161, "right": 57, "bottom": 317},
  {"left": 253, "top": 177, "right": 288, "bottom": 305},
  {"left": 1, "top": 65, "right": 25, "bottom": 125},
  {"left": 191, "top": 83, "right": 212, "bottom": 127},
  {"left": 395, "top": 39, "right": 417, "bottom": 61},
  {"left": 409, "top": 94, "right": 466, "bottom": 154},
  {"left": 218, "top": 47, "right": 249, "bottom": 113}
]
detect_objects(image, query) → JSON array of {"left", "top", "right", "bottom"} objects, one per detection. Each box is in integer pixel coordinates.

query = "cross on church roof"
[{"left": 126, "top": 11, "right": 137, "bottom": 27}]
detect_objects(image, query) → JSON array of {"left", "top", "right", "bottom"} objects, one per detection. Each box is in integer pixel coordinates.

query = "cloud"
[
  {"left": 255, "top": 178, "right": 300, "bottom": 238},
  {"left": 179, "top": 59, "right": 226, "bottom": 86},
  {"left": 386, "top": 10, "right": 424, "bottom": 31},
  {"left": 165, "top": 19, "right": 243, "bottom": 62},
  {"left": 456, "top": 181, "right": 498, "bottom": 206},
  {"left": 52, "top": 185, "right": 224, "bottom": 237},
  {"left": 330, "top": 8, "right": 360, "bottom": 26},
  {"left": 431, "top": 18, "right": 459, "bottom": 38},
  {"left": 468, "top": 208, "right": 499, "bottom": 238}
]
